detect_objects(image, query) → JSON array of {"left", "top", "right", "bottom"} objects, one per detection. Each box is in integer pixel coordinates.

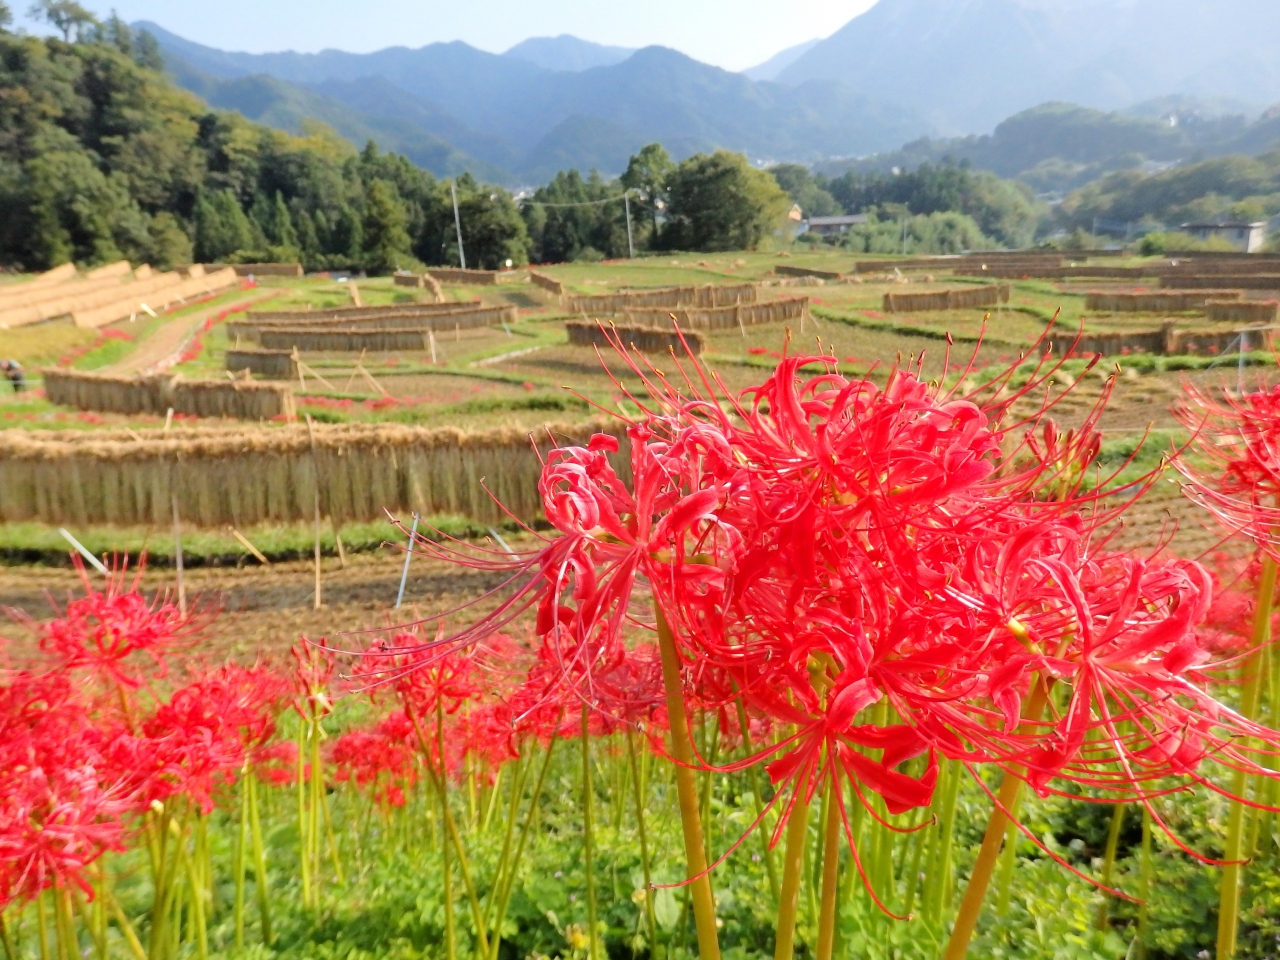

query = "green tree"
[
  {"left": 769, "top": 163, "right": 841, "bottom": 219},
  {"left": 523, "top": 168, "right": 628, "bottom": 263},
  {"left": 661, "top": 150, "right": 790, "bottom": 252},
  {"left": 133, "top": 28, "right": 162, "bottom": 70},
  {"left": 192, "top": 189, "right": 255, "bottom": 262},
  {"left": 147, "top": 210, "right": 193, "bottom": 268},
  {"left": 28, "top": 0, "right": 98, "bottom": 41},
  {"left": 362, "top": 178, "right": 413, "bottom": 274},
  {"left": 621, "top": 143, "right": 674, "bottom": 235},
  {"left": 0, "top": 3, "right": 13, "bottom": 31}
]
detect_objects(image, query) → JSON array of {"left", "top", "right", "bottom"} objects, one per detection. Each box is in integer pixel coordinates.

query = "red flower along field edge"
[{"left": 6, "top": 324, "right": 1280, "bottom": 960}]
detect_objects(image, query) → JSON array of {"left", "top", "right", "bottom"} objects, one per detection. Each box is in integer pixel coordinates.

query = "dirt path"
[{"left": 104, "top": 294, "right": 273, "bottom": 375}]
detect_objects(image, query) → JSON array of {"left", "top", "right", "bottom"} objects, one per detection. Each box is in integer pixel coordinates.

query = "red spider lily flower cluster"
[
  {"left": 397, "top": 327, "right": 1280, "bottom": 891},
  {"left": 0, "top": 574, "right": 291, "bottom": 909},
  {"left": 331, "top": 711, "right": 421, "bottom": 807},
  {"left": 1176, "top": 379, "right": 1280, "bottom": 554}
]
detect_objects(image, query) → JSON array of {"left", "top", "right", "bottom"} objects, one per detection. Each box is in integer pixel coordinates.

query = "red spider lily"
[
  {"left": 33, "top": 562, "right": 195, "bottom": 693},
  {"left": 131, "top": 666, "right": 288, "bottom": 814},
  {"left": 292, "top": 640, "right": 336, "bottom": 720},
  {"left": 1176, "top": 378, "right": 1280, "bottom": 552},
  {"left": 0, "top": 672, "right": 127, "bottom": 906},
  {"left": 331, "top": 711, "right": 420, "bottom": 807}
]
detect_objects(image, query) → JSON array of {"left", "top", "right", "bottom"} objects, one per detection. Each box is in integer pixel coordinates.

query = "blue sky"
[{"left": 15, "top": 0, "right": 875, "bottom": 71}]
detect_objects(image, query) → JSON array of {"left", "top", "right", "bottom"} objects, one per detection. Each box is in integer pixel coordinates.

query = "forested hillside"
[{"left": 0, "top": 21, "right": 529, "bottom": 272}]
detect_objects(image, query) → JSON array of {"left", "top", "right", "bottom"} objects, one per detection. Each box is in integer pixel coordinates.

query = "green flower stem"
[
  {"left": 175, "top": 825, "right": 208, "bottom": 960},
  {"left": 247, "top": 774, "right": 274, "bottom": 944},
  {"left": 627, "top": 727, "right": 660, "bottom": 954},
  {"left": 735, "top": 696, "right": 780, "bottom": 904},
  {"left": 582, "top": 705, "right": 602, "bottom": 960},
  {"left": 295, "top": 730, "right": 311, "bottom": 909},
  {"left": 489, "top": 737, "right": 559, "bottom": 960},
  {"left": 815, "top": 780, "right": 844, "bottom": 960},
  {"left": 773, "top": 789, "right": 812, "bottom": 960},
  {"left": 36, "top": 890, "right": 50, "bottom": 960},
  {"left": 1095, "top": 804, "right": 1126, "bottom": 930},
  {"left": 483, "top": 756, "right": 528, "bottom": 935},
  {"left": 994, "top": 820, "right": 1020, "bottom": 917},
  {"left": 233, "top": 777, "right": 248, "bottom": 949},
  {"left": 1218, "top": 553, "right": 1277, "bottom": 960},
  {"left": 655, "top": 603, "right": 721, "bottom": 960},
  {"left": 944, "top": 676, "right": 1053, "bottom": 960}
]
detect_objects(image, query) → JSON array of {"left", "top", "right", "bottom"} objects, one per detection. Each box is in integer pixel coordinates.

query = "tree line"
[{"left": 0, "top": 12, "right": 1050, "bottom": 273}]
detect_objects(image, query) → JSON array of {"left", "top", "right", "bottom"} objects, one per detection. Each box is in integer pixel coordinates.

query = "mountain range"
[
  {"left": 143, "top": 21, "right": 928, "bottom": 186},
  {"left": 141, "top": 0, "right": 1280, "bottom": 187},
  {"left": 779, "top": 0, "right": 1280, "bottom": 133}
]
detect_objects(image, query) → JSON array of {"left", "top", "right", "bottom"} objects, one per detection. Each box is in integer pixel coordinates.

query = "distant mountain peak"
[{"left": 503, "top": 35, "right": 636, "bottom": 72}]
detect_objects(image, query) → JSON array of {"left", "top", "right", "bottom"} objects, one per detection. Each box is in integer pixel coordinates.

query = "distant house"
[
  {"left": 803, "top": 214, "right": 869, "bottom": 238},
  {"left": 1180, "top": 221, "right": 1268, "bottom": 253}
]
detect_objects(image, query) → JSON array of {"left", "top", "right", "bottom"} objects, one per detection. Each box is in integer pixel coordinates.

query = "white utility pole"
[{"left": 451, "top": 180, "right": 467, "bottom": 270}]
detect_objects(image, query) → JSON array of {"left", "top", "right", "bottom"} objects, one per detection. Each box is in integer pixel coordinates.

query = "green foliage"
[
  {"left": 827, "top": 160, "right": 1041, "bottom": 248},
  {"left": 768, "top": 163, "right": 840, "bottom": 218},
  {"left": 1139, "top": 230, "right": 1240, "bottom": 255},
  {"left": 522, "top": 168, "right": 631, "bottom": 263},
  {"left": 661, "top": 150, "right": 790, "bottom": 253},
  {"left": 361, "top": 178, "right": 413, "bottom": 273},
  {"left": 432, "top": 172, "right": 530, "bottom": 269},
  {"left": 0, "top": 2, "right": 12, "bottom": 30},
  {"left": 1059, "top": 151, "right": 1280, "bottom": 232},
  {"left": 27, "top": 0, "right": 97, "bottom": 41},
  {"left": 840, "top": 208, "right": 994, "bottom": 255},
  {"left": 621, "top": 142, "right": 674, "bottom": 235},
  {"left": 0, "top": 34, "right": 520, "bottom": 275}
]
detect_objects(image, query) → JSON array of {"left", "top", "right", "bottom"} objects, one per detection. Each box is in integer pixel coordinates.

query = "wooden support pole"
[
  {"left": 228, "top": 526, "right": 269, "bottom": 565},
  {"left": 305, "top": 415, "right": 322, "bottom": 610},
  {"left": 172, "top": 494, "right": 186, "bottom": 616}
]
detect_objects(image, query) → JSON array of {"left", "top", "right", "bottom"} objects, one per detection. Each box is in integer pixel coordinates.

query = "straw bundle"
[
  {"left": 0, "top": 263, "right": 77, "bottom": 305},
  {"left": 1205, "top": 300, "right": 1279, "bottom": 323},
  {"left": 957, "top": 265, "right": 1151, "bottom": 280},
  {"left": 774, "top": 265, "right": 843, "bottom": 281},
  {"left": 71, "top": 268, "right": 238, "bottom": 329},
  {"left": 1046, "top": 329, "right": 1169, "bottom": 358},
  {"left": 0, "top": 271, "right": 191, "bottom": 329},
  {"left": 225, "top": 349, "right": 298, "bottom": 380},
  {"left": 246, "top": 302, "right": 485, "bottom": 323},
  {"left": 563, "top": 283, "right": 759, "bottom": 314},
  {"left": 1168, "top": 326, "right": 1278, "bottom": 356},
  {"left": 0, "top": 272, "right": 139, "bottom": 316},
  {"left": 258, "top": 327, "right": 433, "bottom": 352},
  {"left": 84, "top": 261, "right": 133, "bottom": 281},
  {"left": 1161, "top": 275, "right": 1280, "bottom": 290},
  {"left": 42, "top": 369, "right": 294, "bottom": 421},
  {"left": 231, "top": 305, "right": 515, "bottom": 343},
  {"left": 530, "top": 272, "right": 565, "bottom": 295},
  {"left": 393, "top": 272, "right": 425, "bottom": 288},
  {"left": 621, "top": 297, "right": 809, "bottom": 331},
  {"left": 1159, "top": 259, "right": 1280, "bottom": 276},
  {"left": 0, "top": 419, "right": 625, "bottom": 527},
  {"left": 427, "top": 267, "right": 501, "bottom": 285},
  {"left": 883, "top": 285, "right": 1010, "bottom": 313},
  {"left": 1084, "top": 291, "right": 1242, "bottom": 312},
  {"left": 566, "top": 321, "right": 705, "bottom": 355}
]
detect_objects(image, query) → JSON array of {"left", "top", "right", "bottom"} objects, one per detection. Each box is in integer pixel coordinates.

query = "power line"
[{"left": 517, "top": 193, "right": 637, "bottom": 209}]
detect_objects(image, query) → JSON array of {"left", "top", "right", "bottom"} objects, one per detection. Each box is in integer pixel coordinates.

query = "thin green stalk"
[
  {"left": 320, "top": 771, "right": 345, "bottom": 884},
  {"left": 627, "top": 728, "right": 660, "bottom": 954},
  {"left": 309, "top": 719, "right": 323, "bottom": 897},
  {"left": 655, "top": 604, "right": 721, "bottom": 960},
  {"left": 994, "top": 820, "right": 1019, "bottom": 917},
  {"left": 944, "top": 677, "right": 1052, "bottom": 960},
  {"left": 923, "top": 761, "right": 961, "bottom": 924},
  {"left": 106, "top": 887, "right": 149, "bottom": 960},
  {"left": 70, "top": 883, "right": 106, "bottom": 960},
  {"left": 483, "top": 756, "right": 528, "bottom": 935},
  {"left": 247, "top": 774, "right": 274, "bottom": 944},
  {"left": 815, "top": 781, "right": 843, "bottom": 960},
  {"left": 0, "top": 910, "right": 15, "bottom": 960},
  {"left": 1136, "top": 806, "right": 1153, "bottom": 960},
  {"left": 482, "top": 765, "right": 505, "bottom": 835},
  {"left": 234, "top": 776, "right": 249, "bottom": 950},
  {"left": 582, "top": 706, "right": 601, "bottom": 960},
  {"left": 1095, "top": 804, "right": 1126, "bottom": 930},
  {"left": 900, "top": 810, "right": 929, "bottom": 918},
  {"left": 489, "top": 737, "right": 559, "bottom": 960},
  {"left": 36, "top": 890, "right": 50, "bottom": 960},
  {"left": 176, "top": 828, "right": 208, "bottom": 960},
  {"left": 735, "top": 696, "right": 780, "bottom": 904},
  {"left": 774, "top": 791, "right": 811, "bottom": 960},
  {"left": 295, "top": 729, "right": 312, "bottom": 909},
  {"left": 1218, "top": 553, "right": 1277, "bottom": 960},
  {"left": 52, "top": 886, "right": 73, "bottom": 960}
]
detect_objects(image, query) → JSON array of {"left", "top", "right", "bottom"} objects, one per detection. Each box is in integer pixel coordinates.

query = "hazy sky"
[{"left": 15, "top": 0, "right": 876, "bottom": 70}]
